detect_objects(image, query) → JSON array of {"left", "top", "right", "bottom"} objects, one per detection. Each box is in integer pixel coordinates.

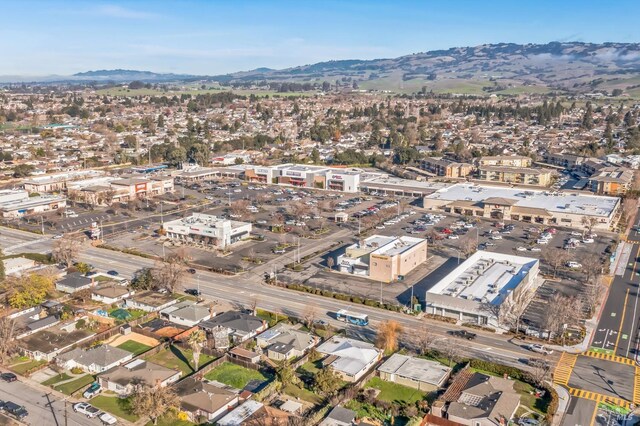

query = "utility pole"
[
  {"left": 380, "top": 281, "right": 383, "bottom": 305},
  {"left": 64, "top": 397, "right": 68, "bottom": 426},
  {"left": 160, "top": 201, "right": 164, "bottom": 225},
  {"left": 40, "top": 215, "right": 44, "bottom": 235}
]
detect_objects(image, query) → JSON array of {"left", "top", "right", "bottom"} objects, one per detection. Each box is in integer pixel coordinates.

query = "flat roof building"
[
  {"left": 337, "top": 235, "right": 427, "bottom": 283},
  {"left": 378, "top": 353, "right": 451, "bottom": 392},
  {"left": 425, "top": 251, "right": 540, "bottom": 328},
  {"left": 0, "top": 191, "right": 66, "bottom": 218},
  {"left": 423, "top": 183, "right": 620, "bottom": 230},
  {"left": 164, "top": 213, "right": 252, "bottom": 249}
]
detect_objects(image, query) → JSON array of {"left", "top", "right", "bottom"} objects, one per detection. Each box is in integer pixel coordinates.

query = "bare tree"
[
  {"left": 583, "top": 276, "right": 605, "bottom": 316},
  {"left": 152, "top": 258, "right": 186, "bottom": 293},
  {"left": 581, "top": 216, "right": 598, "bottom": 235},
  {"left": 0, "top": 317, "right": 16, "bottom": 363},
  {"left": 541, "top": 247, "right": 570, "bottom": 278},
  {"left": 405, "top": 323, "right": 437, "bottom": 355},
  {"left": 543, "top": 293, "right": 584, "bottom": 341},
  {"left": 302, "top": 304, "right": 318, "bottom": 329},
  {"left": 528, "top": 358, "right": 551, "bottom": 386},
  {"left": 52, "top": 235, "right": 81, "bottom": 266},
  {"left": 187, "top": 329, "right": 206, "bottom": 371},
  {"left": 131, "top": 385, "right": 180, "bottom": 425},
  {"left": 499, "top": 288, "right": 535, "bottom": 334},
  {"left": 459, "top": 236, "right": 477, "bottom": 258},
  {"left": 581, "top": 253, "right": 603, "bottom": 285},
  {"left": 376, "top": 320, "right": 403, "bottom": 353},
  {"left": 326, "top": 256, "right": 335, "bottom": 270},
  {"left": 439, "top": 339, "right": 461, "bottom": 367}
]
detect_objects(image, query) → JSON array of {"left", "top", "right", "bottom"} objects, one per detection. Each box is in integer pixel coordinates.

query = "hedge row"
[{"left": 282, "top": 283, "right": 403, "bottom": 312}]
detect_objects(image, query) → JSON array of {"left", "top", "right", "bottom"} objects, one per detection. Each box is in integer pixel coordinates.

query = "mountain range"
[{"left": 4, "top": 42, "right": 640, "bottom": 94}]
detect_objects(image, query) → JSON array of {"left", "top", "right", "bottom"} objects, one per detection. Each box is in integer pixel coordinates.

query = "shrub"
[{"left": 70, "top": 367, "right": 84, "bottom": 374}]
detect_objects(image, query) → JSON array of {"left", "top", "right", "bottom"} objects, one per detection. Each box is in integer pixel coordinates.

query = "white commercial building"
[
  {"left": 164, "top": 213, "right": 252, "bottom": 249},
  {"left": 0, "top": 190, "right": 66, "bottom": 218},
  {"left": 425, "top": 251, "right": 541, "bottom": 328},
  {"left": 422, "top": 183, "right": 620, "bottom": 230}
]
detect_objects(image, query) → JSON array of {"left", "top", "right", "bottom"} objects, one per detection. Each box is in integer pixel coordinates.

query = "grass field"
[
  {"left": 364, "top": 377, "right": 426, "bottom": 405},
  {"left": 42, "top": 373, "right": 72, "bottom": 386},
  {"left": 282, "top": 383, "right": 323, "bottom": 404},
  {"left": 146, "top": 345, "right": 215, "bottom": 376},
  {"left": 54, "top": 374, "right": 95, "bottom": 395},
  {"left": 146, "top": 414, "right": 196, "bottom": 426},
  {"left": 9, "top": 359, "right": 47, "bottom": 375},
  {"left": 91, "top": 396, "right": 138, "bottom": 422},
  {"left": 117, "top": 340, "right": 152, "bottom": 356},
  {"left": 255, "top": 308, "right": 288, "bottom": 327},
  {"left": 204, "top": 362, "right": 270, "bottom": 389}
]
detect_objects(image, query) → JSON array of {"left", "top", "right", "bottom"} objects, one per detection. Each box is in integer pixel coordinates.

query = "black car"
[
  {"left": 1, "top": 373, "right": 17, "bottom": 382},
  {"left": 448, "top": 330, "right": 477, "bottom": 340},
  {"left": 185, "top": 289, "right": 201, "bottom": 296},
  {"left": 107, "top": 270, "right": 119, "bottom": 276},
  {"left": 4, "top": 401, "right": 28, "bottom": 420},
  {"left": 187, "top": 268, "right": 197, "bottom": 274}
]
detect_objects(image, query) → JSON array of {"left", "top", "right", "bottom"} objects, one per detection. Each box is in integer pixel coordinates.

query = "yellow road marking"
[
  {"left": 634, "top": 367, "right": 640, "bottom": 405},
  {"left": 588, "top": 402, "right": 598, "bottom": 426},
  {"left": 632, "top": 244, "right": 640, "bottom": 279},
  {"left": 568, "top": 387, "right": 631, "bottom": 409},
  {"left": 583, "top": 350, "right": 635, "bottom": 366},
  {"left": 553, "top": 352, "right": 578, "bottom": 386},
  {"left": 614, "top": 288, "right": 630, "bottom": 352}
]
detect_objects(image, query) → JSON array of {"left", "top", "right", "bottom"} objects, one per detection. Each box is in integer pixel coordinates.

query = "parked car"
[
  {"left": 99, "top": 412, "right": 118, "bottom": 425},
  {"left": 490, "top": 235, "right": 503, "bottom": 240},
  {"left": 187, "top": 268, "right": 197, "bottom": 274},
  {"left": 72, "top": 402, "right": 101, "bottom": 418},
  {"left": 3, "top": 401, "right": 28, "bottom": 420},
  {"left": 0, "top": 373, "right": 17, "bottom": 382},
  {"left": 448, "top": 235, "right": 459, "bottom": 240},
  {"left": 516, "top": 247, "right": 528, "bottom": 252},
  {"left": 106, "top": 270, "right": 119, "bottom": 276},
  {"left": 582, "top": 238, "right": 594, "bottom": 244},
  {"left": 530, "top": 247, "right": 542, "bottom": 252},
  {"left": 525, "top": 343, "right": 553, "bottom": 355},
  {"left": 448, "top": 330, "right": 477, "bottom": 340},
  {"left": 185, "top": 289, "right": 202, "bottom": 297},
  {"left": 566, "top": 261, "right": 582, "bottom": 269},
  {"left": 518, "top": 418, "right": 540, "bottom": 426},
  {"left": 83, "top": 382, "right": 101, "bottom": 399}
]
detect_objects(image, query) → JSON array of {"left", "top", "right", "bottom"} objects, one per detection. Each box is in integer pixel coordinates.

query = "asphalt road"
[
  {"left": 0, "top": 226, "right": 557, "bottom": 371},
  {"left": 0, "top": 379, "right": 101, "bottom": 426}
]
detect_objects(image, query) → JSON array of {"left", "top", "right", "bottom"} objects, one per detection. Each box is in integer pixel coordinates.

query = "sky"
[{"left": 2, "top": 0, "right": 640, "bottom": 76}]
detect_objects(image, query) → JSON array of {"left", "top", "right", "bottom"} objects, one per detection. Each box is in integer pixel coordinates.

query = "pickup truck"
[{"left": 449, "top": 330, "right": 477, "bottom": 340}]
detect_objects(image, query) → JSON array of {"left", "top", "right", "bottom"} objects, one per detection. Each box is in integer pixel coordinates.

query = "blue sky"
[{"left": 3, "top": 0, "right": 639, "bottom": 76}]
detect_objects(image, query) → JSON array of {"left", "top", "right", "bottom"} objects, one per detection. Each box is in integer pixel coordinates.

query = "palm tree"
[{"left": 188, "top": 329, "right": 206, "bottom": 371}]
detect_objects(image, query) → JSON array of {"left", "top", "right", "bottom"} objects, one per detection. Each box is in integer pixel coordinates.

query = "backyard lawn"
[
  {"left": 365, "top": 377, "right": 426, "bottom": 405},
  {"left": 283, "top": 383, "right": 323, "bottom": 404},
  {"left": 146, "top": 345, "right": 215, "bottom": 376},
  {"left": 54, "top": 375, "right": 95, "bottom": 395},
  {"left": 204, "top": 362, "right": 270, "bottom": 389},
  {"left": 117, "top": 340, "right": 153, "bottom": 356},
  {"left": 146, "top": 414, "right": 196, "bottom": 426},
  {"left": 91, "top": 395, "right": 138, "bottom": 422},
  {"left": 256, "top": 309, "right": 288, "bottom": 327},
  {"left": 42, "top": 373, "right": 72, "bottom": 386}
]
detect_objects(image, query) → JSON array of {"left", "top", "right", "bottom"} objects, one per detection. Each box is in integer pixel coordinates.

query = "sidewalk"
[{"left": 550, "top": 382, "right": 570, "bottom": 426}]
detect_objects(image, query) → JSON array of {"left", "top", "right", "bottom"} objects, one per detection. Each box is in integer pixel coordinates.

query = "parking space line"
[{"left": 634, "top": 367, "right": 640, "bottom": 405}]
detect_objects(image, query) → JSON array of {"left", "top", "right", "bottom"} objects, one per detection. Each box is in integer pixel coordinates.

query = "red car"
[{"left": 441, "top": 228, "right": 453, "bottom": 235}]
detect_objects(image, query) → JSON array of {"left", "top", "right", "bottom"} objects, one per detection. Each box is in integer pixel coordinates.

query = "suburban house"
[
  {"left": 19, "top": 319, "right": 95, "bottom": 361},
  {"left": 200, "top": 311, "right": 268, "bottom": 344},
  {"left": 320, "top": 406, "right": 357, "bottom": 426},
  {"left": 98, "top": 359, "right": 181, "bottom": 396},
  {"left": 10, "top": 306, "right": 59, "bottom": 339},
  {"left": 377, "top": 353, "right": 451, "bottom": 392},
  {"left": 316, "top": 336, "right": 382, "bottom": 382},
  {"left": 56, "top": 345, "right": 133, "bottom": 374},
  {"left": 432, "top": 370, "right": 521, "bottom": 426},
  {"left": 175, "top": 377, "right": 239, "bottom": 423},
  {"left": 91, "top": 285, "right": 134, "bottom": 304},
  {"left": 255, "top": 323, "right": 319, "bottom": 361},
  {"left": 161, "top": 301, "right": 214, "bottom": 327},
  {"left": 55, "top": 273, "right": 94, "bottom": 294},
  {"left": 217, "top": 400, "right": 298, "bottom": 426},
  {"left": 124, "top": 291, "right": 177, "bottom": 312}
]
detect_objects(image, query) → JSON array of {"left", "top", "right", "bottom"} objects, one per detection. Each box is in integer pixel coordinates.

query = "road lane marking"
[
  {"left": 568, "top": 387, "right": 631, "bottom": 410},
  {"left": 583, "top": 350, "right": 635, "bottom": 365},
  {"left": 634, "top": 367, "right": 640, "bottom": 405},
  {"left": 553, "top": 352, "right": 578, "bottom": 386},
  {"left": 614, "top": 288, "right": 630, "bottom": 352},
  {"left": 632, "top": 244, "right": 640, "bottom": 279}
]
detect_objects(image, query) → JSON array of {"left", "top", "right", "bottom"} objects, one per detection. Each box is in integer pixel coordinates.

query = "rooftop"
[
  {"left": 426, "top": 183, "right": 619, "bottom": 217},
  {"left": 428, "top": 251, "right": 538, "bottom": 306},
  {"left": 378, "top": 353, "right": 451, "bottom": 386}
]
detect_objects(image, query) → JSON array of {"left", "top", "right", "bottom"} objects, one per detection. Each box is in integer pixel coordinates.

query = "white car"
[
  {"left": 516, "top": 247, "right": 528, "bottom": 252},
  {"left": 582, "top": 238, "right": 594, "bottom": 244},
  {"left": 73, "top": 403, "right": 101, "bottom": 418},
  {"left": 525, "top": 343, "right": 553, "bottom": 355},
  {"left": 490, "top": 235, "right": 503, "bottom": 240},
  {"left": 536, "top": 239, "right": 549, "bottom": 245},
  {"left": 448, "top": 235, "right": 460, "bottom": 240},
  {"left": 375, "top": 225, "right": 386, "bottom": 229},
  {"left": 99, "top": 412, "right": 118, "bottom": 425},
  {"left": 570, "top": 231, "right": 582, "bottom": 236},
  {"left": 530, "top": 247, "right": 542, "bottom": 252},
  {"left": 566, "top": 261, "right": 582, "bottom": 269}
]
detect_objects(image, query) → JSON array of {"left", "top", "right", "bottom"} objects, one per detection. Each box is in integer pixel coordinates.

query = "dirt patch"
[{"left": 107, "top": 332, "right": 160, "bottom": 348}]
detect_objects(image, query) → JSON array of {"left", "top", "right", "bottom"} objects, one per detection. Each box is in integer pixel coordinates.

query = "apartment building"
[
  {"left": 477, "top": 166, "right": 554, "bottom": 186},
  {"left": 477, "top": 155, "right": 532, "bottom": 168},
  {"left": 588, "top": 166, "right": 635, "bottom": 195},
  {"left": 420, "top": 157, "right": 474, "bottom": 178}
]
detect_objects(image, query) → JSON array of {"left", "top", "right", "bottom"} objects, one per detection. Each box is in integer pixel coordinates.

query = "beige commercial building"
[
  {"left": 477, "top": 166, "right": 554, "bottom": 187},
  {"left": 420, "top": 157, "right": 474, "bottom": 178},
  {"left": 336, "top": 235, "right": 427, "bottom": 282},
  {"left": 588, "top": 166, "right": 634, "bottom": 195},
  {"left": 477, "top": 155, "right": 532, "bottom": 168}
]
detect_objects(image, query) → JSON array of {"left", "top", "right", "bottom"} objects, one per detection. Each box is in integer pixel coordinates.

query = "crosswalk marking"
[
  {"left": 567, "top": 387, "right": 631, "bottom": 409},
  {"left": 553, "top": 352, "right": 578, "bottom": 386},
  {"left": 634, "top": 367, "right": 640, "bottom": 405},
  {"left": 583, "top": 350, "right": 635, "bottom": 366}
]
